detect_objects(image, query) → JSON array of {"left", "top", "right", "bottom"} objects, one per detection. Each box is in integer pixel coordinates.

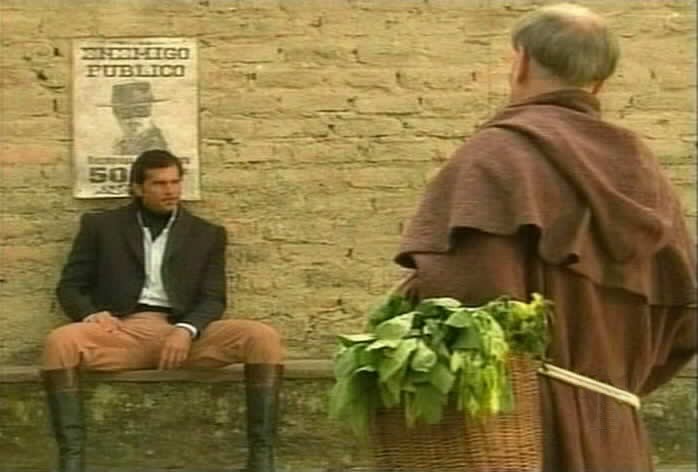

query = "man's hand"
[
  {"left": 83, "top": 311, "right": 123, "bottom": 333},
  {"left": 158, "top": 327, "right": 193, "bottom": 370}
]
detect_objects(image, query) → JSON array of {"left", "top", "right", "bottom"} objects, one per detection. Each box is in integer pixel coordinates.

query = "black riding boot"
[
  {"left": 244, "top": 363, "right": 283, "bottom": 472},
  {"left": 41, "top": 368, "right": 85, "bottom": 472}
]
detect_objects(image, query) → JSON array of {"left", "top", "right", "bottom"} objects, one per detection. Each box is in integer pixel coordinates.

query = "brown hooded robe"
[{"left": 396, "top": 89, "right": 696, "bottom": 472}]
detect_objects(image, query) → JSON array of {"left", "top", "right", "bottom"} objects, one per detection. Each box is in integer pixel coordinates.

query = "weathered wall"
[{"left": 1, "top": 0, "right": 695, "bottom": 364}]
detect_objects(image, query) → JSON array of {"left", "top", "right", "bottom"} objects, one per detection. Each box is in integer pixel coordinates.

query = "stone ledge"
[
  {"left": 2, "top": 358, "right": 694, "bottom": 383},
  {"left": 0, "top": 361, "right": 694, "bottom": 469},
  {"left": 0, "top": 359, "right": 333, "bottom": 383},
  {"left": 23, "top": 467, "right": 695, "bottom": 472}
]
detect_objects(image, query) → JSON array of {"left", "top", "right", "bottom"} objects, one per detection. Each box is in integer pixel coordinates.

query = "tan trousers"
[{"left": 42, "top": 312, "right": 285, "bottom": 371}]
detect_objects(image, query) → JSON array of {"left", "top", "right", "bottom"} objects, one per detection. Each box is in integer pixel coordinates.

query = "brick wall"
[{"left": 1, "top": 0, "right": 695, "bottom": 363}]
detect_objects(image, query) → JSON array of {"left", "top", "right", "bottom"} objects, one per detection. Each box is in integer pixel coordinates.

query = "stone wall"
[
  {"left": 0, "top": 366, "right": 695, "bottom": 470},
  {"left": 1, "top": 0, "right": 695, "bottom": 363}
]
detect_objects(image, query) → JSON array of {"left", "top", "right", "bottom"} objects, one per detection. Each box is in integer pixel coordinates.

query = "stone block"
[
  {"left": 332, "top": 69, "right": 396, "bottom": 90},
  {"left": 208, "top": 0, "right": 280, "bottom": 11},
  {"left": 210, "top": 92, "right": 281, "bottom": 115},
  {"left": 254, "top": 68, "right": 327, "bottom": 88},
  {"left": 1, "top": 117, "right": 70, "bottom": 140},
  {"left": 200, "top": 116, "right": 255, "bottom": 140},
  {"left": 396, "top": 67, "right": 480, "bottom": 91},
  {"left": 253, "top": 118, "right": 330, "bottom": 138},
  {"left": 200, "top": 64, "right": 249, "bottom": 89},
  {"left": 332, "top": 117, "right": 404, "bottom": 137},
  {"left": 0, "top": 143, "right": 67, "bottom": 165},
  {"left": 356, "top": 41, "right": 425, "bottom": 67},
  {"left": 281, "top": 42, "right": 356, "bottom": 65},
  {"left": 402, "top": 117, "right": 475, "bottom": 138},
  {"left": 279, "top": 92, "right": 353, "bottom": 113},
  {"left": 0, "top": 10, "right": 42, "bottom": 36},
  {"left": 278, "top": 0, "right": 352, "bottom": 10},
  {"left": 94, "top": 13, "right": 174, "bottom": 36},
  {"left": 350, "top": 0, "right": 427, "bottom": 11},
  {"left": 421, "top": 92, "right": 491, "bottom": 116},
  {"left": 354, "top": 94, "right": 420, "bottom": 114},
  {"left": 39, "top": 10, "right": 97, "bottom": 36},
  {"left": 213, "top": 43, "right": 280, "bottom": 64}
]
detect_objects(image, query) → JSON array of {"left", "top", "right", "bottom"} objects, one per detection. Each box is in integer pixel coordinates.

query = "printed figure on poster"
[
  {"left": 102, "top": 81, "right": 170, "bottom": 156},
  {"left": 72, "top": 38, "right": 200, "bottom": 199}
]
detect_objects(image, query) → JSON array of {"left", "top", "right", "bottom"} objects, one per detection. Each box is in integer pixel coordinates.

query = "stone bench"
[
  {"left": 0, "top": 359, "right": 694, "bottom": 471},
  {"left": 2, "top": 359, "right": 362, "bottom": 472},
  {"left": 0, "top": 359, "right": 333, "bottom": 383}
]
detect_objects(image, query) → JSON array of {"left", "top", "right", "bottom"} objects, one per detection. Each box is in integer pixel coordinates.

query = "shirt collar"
[{"left": 136, "top": 205, "right": 178, "bottom": 232}]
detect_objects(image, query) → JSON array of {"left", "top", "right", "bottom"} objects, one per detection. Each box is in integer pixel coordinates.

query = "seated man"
[{"left": 42, "top": 149, "right": 284, "bottom": 472}]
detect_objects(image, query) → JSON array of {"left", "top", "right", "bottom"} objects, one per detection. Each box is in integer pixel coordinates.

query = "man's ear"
[
  {"left": 512, "top": 47, "right": 530, "bottom": 84},
  {"left": 590, "top": 80, "right": 606, "bottom": 95},
  {"left": 131, "top": 183, "right": 144, "bottom": 197}
]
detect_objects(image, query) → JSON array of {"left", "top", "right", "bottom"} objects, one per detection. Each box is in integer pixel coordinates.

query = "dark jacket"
[{"left": 56, "top": 202, "right": 227, "bottom": 333}]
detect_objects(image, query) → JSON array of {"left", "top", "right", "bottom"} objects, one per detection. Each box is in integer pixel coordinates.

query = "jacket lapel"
[
  {"left": 124, "top": 203, "right": 145, "bottom": 266},
  {"left": 164, "top": 207, "right": 192, "bottom": 264}
]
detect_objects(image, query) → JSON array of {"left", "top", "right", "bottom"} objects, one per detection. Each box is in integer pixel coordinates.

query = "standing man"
[
  {"left": 43, "top": 149, "right": 285, "bottom": 472},
  {"left": 395, "top": 4, "right": 696, "bottom": 472}
]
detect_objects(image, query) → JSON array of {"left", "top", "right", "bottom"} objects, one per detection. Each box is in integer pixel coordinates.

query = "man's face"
[
  {"left": 114, "top": 105, "right": 152, "bottom": 137},
  {"left": 116, "top": 115, "right": 150, "bottom": 137},
  {"left": 132, "top": 165, "right": 182, "bottom": 214}
]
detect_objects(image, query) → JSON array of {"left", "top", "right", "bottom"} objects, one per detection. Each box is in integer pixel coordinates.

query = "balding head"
[{"left": 511, "top": 3, "right": 620, "bottom": 87}]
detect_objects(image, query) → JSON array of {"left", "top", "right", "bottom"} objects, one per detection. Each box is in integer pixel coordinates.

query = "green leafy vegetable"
[
  {"left": 329, "top": 292, "right": 552, "bottom": 439},
  {"left": 374, "top": 312, "right": 416, "bottom": 340}
]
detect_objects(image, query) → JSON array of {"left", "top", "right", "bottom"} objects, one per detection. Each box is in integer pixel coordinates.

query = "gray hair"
[{"left": 511, "top": 3, "right": 620, "bottom": 86}]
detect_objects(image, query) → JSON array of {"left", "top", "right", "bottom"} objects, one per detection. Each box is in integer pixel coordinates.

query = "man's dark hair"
[{"left": 129, "top": 149, "right": 183, "bottom": 185}]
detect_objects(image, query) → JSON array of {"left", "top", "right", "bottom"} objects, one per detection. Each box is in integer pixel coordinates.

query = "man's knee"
[
  {"left": 250, "top": 323, "right": 284, "bottom": 363},
  {"left": 42, "top": 323, "right": 88, "bottom": 370},
  {"left": 201, "top": 319, "right": 285, "bottom": 364},
  {"left": 44, "top": 324, "right": 82, "bottom": 350},
  {"left": 226, "top": 320, "right": 285, "bottom": 363},
  {"left": 248, "top": 321, "right": 282, "bottom": 347}
]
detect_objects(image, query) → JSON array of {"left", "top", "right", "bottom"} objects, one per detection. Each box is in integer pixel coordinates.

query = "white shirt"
[{"left": 137, "top": 209, "right": 198, "bottom": 338}]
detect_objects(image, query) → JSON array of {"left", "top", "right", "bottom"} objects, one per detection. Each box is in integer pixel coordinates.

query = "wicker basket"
[{"left": 370, "top": 354, "right": 542, "bottom": 472}]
